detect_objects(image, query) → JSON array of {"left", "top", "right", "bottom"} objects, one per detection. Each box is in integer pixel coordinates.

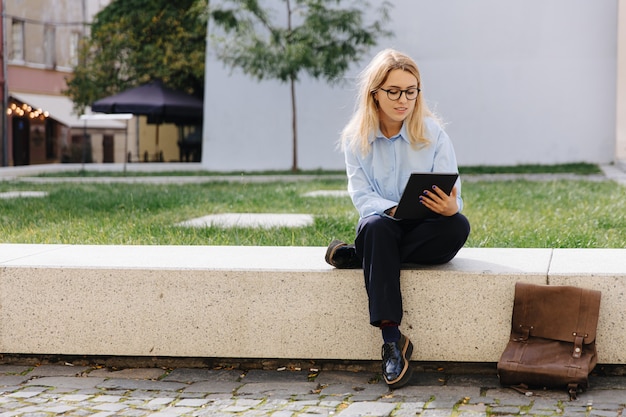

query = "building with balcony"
[{"left": 0, "top": 0, "right": 131, "bottom": 167}]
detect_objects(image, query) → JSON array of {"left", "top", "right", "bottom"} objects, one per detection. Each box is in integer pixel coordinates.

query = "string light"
[{"left": 6, "top": 102, "right": 49, "bottom": 120}]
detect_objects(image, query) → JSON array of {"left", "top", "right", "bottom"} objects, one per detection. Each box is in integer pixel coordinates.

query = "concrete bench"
[{"left": 0, "top": 244, "right": 624, "bottom": 364}]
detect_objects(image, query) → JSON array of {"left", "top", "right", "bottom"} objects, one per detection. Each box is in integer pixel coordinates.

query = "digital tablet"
[{"left": 393, "top": 172, "right": 459, "bottom": 220}]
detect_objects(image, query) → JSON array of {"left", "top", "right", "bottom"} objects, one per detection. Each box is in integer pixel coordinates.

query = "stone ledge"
[{"left": 0, "top": 244, "right": 624, "bottom": 364}]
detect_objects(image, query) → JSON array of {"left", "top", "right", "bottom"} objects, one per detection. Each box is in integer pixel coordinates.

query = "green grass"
[
  {"left": 459, "top": 162, "right": 602, "bottom": 175},
  {"left": 35, "top": 162, "right": 600, "bottom": 177},
  {"left": 1, "top": 173, "right": 625, "bottom": 248}
]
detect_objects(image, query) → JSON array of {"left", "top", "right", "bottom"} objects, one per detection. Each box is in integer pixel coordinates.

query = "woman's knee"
[{"left": 356, "top": 215, "right": 400, "bottom": 250}]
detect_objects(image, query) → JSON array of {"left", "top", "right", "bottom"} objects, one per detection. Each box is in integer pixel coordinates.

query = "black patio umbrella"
[{"left": 91, "top": 80, "right": 203, "bottom": 153}]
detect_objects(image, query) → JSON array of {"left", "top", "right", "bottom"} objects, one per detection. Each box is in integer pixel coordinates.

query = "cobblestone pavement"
[{"left": 0, "top": 363, "right": 624, "bottom": 416}]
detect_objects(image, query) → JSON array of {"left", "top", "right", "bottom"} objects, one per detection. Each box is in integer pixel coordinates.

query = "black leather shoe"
[
  {"left": 325, "top": 239, "right": 361, "bottom": 269},
  {"left": 382, "top": 333, "right": 413, "bottom": 389}
]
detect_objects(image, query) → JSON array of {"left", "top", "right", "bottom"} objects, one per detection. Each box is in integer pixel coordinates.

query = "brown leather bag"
[{"left": 497, "top": 282, "right": 601, "bottom": 400}]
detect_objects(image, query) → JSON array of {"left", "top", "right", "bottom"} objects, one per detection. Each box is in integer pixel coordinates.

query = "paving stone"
[
  {"left": 561, "top": 405, "right": 591, "bottom": 414},
  {"left": 40, "top": 404, "right": 76, "bottom": 414},
  {"left": 590, "top": 403, "right": 626, "bottom": 411},
  {"left": 27, "top": 365, "right": 90, "bottom": 377},
  {"left": 91, "top": 394, "right": 124, "bottom": 402},
  {"left": 270, "top": 411, "right": 295, "bottom": 417},
  {"left": 93, "top": 402, "right": 130, "bottom": 412},
  {"left": 184, "top": 380, "right": 241, "bottom": 393},
  {"left": 393, "top": 401, "right": 425, "bottom": 416},
  {"left": 424, "top": 399, "right": 460, "bottom": 409},
  {"left": 145, "top": 397, "right": 176, "bottom": 408},
  {"left": 150, "top": 406, "right": 196, "bottom": 416},
  {"left": 489, "top": 406, "right": 523, "bottom": 415},
  {"left": 174, "top": 398, "right": 210, "bottom": 407},
  {"left": 7, "top": 388, "right": 47, "bottom": 398},
  {"left": 283, "top": 399, "right": 318, "bottom": 410},
  {"left": 174, "top": 391, "right": 203, "bottom": 399},
  {"left": 121, "top": 398, "right": 146, "bottom": 407},
  {"left": 119, "top": 410, "right": 147, "bottom": 417},
  {"left": 71, "top": 409, "right": 100, "bottom": 417},
  {"left": 0, "top": 376, "right": 30, "bottom": 386},
  {"left": 457, "top": 412, "right": 487, "bottom": 417},
  {"left": 26, "top": 376, "right": 106, "bottom": 389},
  {"left": 96, "top": 378, "right": 187, "bottom": 391},
  {"left": 385, "top": 386, "right": 438, "bottom": 403},
  {"left": 589, "top": 410, "right": 623, "bottom": 417},
  {"left": 0, "top": 366, "right": 31, "bottom": 375},
  {"left": 162, "top": 368, "right": 240, "bottom": 383},
  {"left": 177, "top": 213, "right": 314, "bottom": 229},
  {"left": 125, "top": 390, "right": 164, "bottom": 399},
  {"left": 5, "top": 405, "right": 43, "bottom": 414},
  {"left": 302, "top": 405, "right": 337, "bottom": 414},
  {"left": 89, "top": 368, "right": 166, "bottom": 380},
  {"left": 58, "top": 394, "right": 93, "bottom": 402},
  {"left": 236, "top": 382, "right": 317, "bottom": 397},
  {"left": 320, "top": 383, "right": 368, "bottom": 396},
  {"left": 478, "top": 398, "right": 499, "bottom": 407},
  {"left": 344, "top": 382, "right": 389, "bottom": 401},
  {"left": 315, "top": 371, "right": 375, "bottom": 386},
  {"left": 457, "top": 403, "right": 487, "bottom": 413},
  {"left": 422, "top": 411, "right": 460, "bottom": 417},
  {"left": 445, "top": 374, "right": 500, "bottom": 388},
  {"left": 0, "top": 191, "right": 48, "bottom": 199},
  {"left": 483, "top": 388, "right": 537, "bottom": 404},
  {"left": 579, "top": 389, "right": 626, "bottom": 404},
  {"left": 336, "top": 401, "right": 396, "bottom": 416},
  {"left": 220, "top": 404, "right": 257, "bottom": 413},
  {"left": 0, "top": 386, "right": 22, "bottom": 396},
  {"left": 319, "top": 399, "right": 343, "bottom": 408},
  {"left": 243, "top": 369, "right": 311, "bottom": 383}
]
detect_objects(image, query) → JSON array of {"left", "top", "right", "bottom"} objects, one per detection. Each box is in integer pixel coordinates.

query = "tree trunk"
[{"left": 290, "top": 75, "right": 298, "bottom": 172}]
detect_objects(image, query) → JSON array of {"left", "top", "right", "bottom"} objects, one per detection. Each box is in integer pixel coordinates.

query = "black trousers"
[{"left": 354, "top": 213, "right": 470, "bottom": 327}]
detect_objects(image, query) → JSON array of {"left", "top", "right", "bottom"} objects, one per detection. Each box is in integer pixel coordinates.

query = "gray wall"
[{"left": 202, "top": 0, "right": 618, "bottom": 171}]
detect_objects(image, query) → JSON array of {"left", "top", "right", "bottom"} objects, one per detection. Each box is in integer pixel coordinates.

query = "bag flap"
[{"left": 511, "top": 282, "right": 601, "bottom": 344}]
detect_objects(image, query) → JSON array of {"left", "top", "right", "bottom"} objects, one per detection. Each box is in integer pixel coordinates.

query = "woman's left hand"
[{"left": 420, "top": 186, "right": 459, "bottom": 216}]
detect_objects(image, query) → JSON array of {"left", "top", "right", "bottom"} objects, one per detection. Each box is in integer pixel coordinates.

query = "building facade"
[{"left": 0, "top": 0, "right": 130, "bottom": 167}]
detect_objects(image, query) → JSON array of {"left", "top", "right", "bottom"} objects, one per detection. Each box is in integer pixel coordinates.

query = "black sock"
[{"left": 380, "top": 322, "right": 400, "bottom": 343}]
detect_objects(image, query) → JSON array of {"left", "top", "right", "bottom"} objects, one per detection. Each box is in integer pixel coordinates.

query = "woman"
[{"left": 325, "top": 49, "right": 471, "bottom": 389}]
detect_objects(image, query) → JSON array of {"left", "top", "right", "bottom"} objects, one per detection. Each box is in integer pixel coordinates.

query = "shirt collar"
[{"left": 372, "top": 122, "right": 410, "bottom": 144}]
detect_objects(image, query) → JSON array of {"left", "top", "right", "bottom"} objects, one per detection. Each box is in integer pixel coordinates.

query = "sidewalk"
[{"left": 0, "top": 362, "right": 624, "bottom": 416}]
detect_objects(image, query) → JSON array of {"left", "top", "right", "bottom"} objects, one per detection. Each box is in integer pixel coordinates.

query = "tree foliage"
[
  {"left": 209, "top": 0, "right": 392, "bottom": 171},
  {"left": 64, "top": 0, "right": 208, "bottom": 113}
]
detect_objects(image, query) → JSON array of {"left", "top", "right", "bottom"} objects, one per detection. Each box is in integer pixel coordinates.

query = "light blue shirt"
[{"left": 345, "top": 117, "right": 463, "bottom": 219}]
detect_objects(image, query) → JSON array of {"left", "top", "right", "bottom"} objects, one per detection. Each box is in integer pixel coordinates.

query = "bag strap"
[{"left": 576, "top": 288, "right": 599, "bottom": 344}]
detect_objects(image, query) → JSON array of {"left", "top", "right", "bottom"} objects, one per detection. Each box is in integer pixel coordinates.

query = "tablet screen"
[{"left": 394, "top": 172, "right": 459, "bottom": 220}]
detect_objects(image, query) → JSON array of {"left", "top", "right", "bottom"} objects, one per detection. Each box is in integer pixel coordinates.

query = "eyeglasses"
[{"left": 378, "top": 87, "right": 420, "bottom": 101}]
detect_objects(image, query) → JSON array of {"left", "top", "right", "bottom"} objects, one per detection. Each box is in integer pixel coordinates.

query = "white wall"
[
  {"left": 617, "top": 0, "right": 626, "bottom": 162},
  {"left": 202, "top": 0, "right": 618, "bottom": 171}
]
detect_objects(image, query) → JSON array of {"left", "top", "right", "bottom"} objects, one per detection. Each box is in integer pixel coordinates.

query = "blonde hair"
[{"left": 341, "top": 49, "right": 436, "bottom": 155}]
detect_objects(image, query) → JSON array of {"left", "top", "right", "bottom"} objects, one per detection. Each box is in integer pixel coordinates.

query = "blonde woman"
[{"left": 325, "top": 49, "right": 470, "bottom": 389}]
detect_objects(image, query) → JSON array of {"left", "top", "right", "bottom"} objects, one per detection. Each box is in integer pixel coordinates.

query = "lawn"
[{"left": 1, "top": 168, "right": 624, "bottom": 248}]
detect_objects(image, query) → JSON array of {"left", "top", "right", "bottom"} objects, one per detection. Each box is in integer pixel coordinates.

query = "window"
[
  {"left": 69, "top": 32, "right": 81, "bottom": 67},
  {"left": 10, "top": 20, "right": 24, "bottom": 61},
  {"left": 44, "top": 25, "right": 56, "bottom": 68}
]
